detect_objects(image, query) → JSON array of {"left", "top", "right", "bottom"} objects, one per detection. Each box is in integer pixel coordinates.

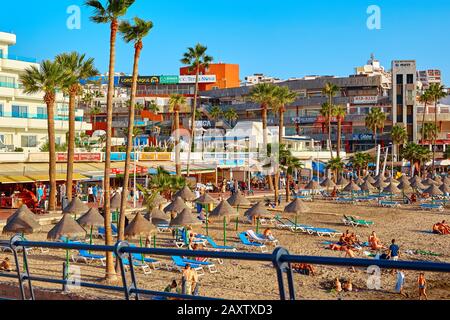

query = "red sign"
[
  {"left": 111, "top": 165, "right": 147, "bottom": 175},
  {"left": 57, "top": 153, "right": 102, "bottom": 162}
]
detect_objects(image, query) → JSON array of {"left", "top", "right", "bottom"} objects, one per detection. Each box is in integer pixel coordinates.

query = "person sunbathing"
[
  {"left": 433, "top": 221, "right": 450, "bottom": 235},
  {"left": 369, "top": 231, "right": 384, "bottom": 250},
  {"left": 0, "top": 257, "right": 12, "bottom": 272},
  {"left": 338, "top": 233, "right": 347, "bottom": 245},
  {"left": 292, "top": 263, "right": 315, "bottom": 276},
  {"left": 263, "top": 228, "right": 275, "bottom": 241},
  {"left": 343, "top": 279, "right": 353, "bottom": 292}
]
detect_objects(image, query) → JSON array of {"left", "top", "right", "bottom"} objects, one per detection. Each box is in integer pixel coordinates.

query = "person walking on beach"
[
  {"left": 388, "top": 239, "right": 400, "bottom": 274},
  {"left": 181, "top": 264, "right": 198, "bottom": 295},
  {"left": 395, "top": 270, "right": 409, "bottom": 298},
  {"left": 417, "top": 273, "right": 428, "bottom": 300}
]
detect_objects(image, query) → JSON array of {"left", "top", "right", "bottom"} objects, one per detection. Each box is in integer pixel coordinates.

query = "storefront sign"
[
  {"left": 353, "top": 96, "right": 378, "bottom": 104},
  {"left": 195, "top": 120, "right": 215, "bottom": 128},
  {"left": 119, "top": 76, "right": 161, "bottom": 86},
  {"left": 179, "top": 75, "right": 216, "bottom": 84},
  {"left": 291, "top": 116, "right": 316, "bottom": 124},
  {"left": 352, "top": 133, "right": 374, "bottom": 141},
  {"left": 160, "top": 75, "right": 179, "bottom": 84},
  {"left": 57, "top": 153, "right": 102, "bottom": 162},
  {"left": 119, "top": 75, "right": 216, "bottom": 86}
]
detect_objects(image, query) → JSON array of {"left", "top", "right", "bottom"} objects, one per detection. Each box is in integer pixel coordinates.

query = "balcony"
[{"left": 0, "top": 113, "right": 91, "bottom": 131}]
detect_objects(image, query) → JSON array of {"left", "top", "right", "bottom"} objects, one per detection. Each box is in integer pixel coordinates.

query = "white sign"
[
  {"left": 179, "top": 75, "right": 217, "bottom": 84},
  {"left": 353, "top": 96, "right": 378, "bottom": 104}
]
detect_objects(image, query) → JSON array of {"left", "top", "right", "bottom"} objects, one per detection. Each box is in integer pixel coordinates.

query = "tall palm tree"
[
  {"left": 91, "top": 105, "right": 102, "bottom": 128},
  {"left": 248, "top": 83, "right": 277, "bottom": 192},
  {"left": 333, "top": 105, "right": 346, "bottom": 159},
  {"left": 224, "top": 108, "right": 238, "bottom": 126},
  {"left": 272, "top": 86, "right": 297, "bottom": 203},
  {"left": 279, "top": 144, "right": 303, "bottom": 202},
  {"left": 56, "top": 52, "right": 99, "bottom": 203},
  {"left": 391, "top": 123, "right": 408, "bottom": 163},
  {"left": 350, "top": 152, "right": 368, "bottom": 177},
  {"left": 418, "top": 90, "right": 432, "bottom": 145},
  {"left": 169, "top": 94, "right": 187, "bottom": 177},
  {"left": 365, "top": 108, "right": 386, "bottom": 148},
  {"left": 326, "top": 157, "right": 344, "bottom": 183},
  {"left": 401, "top": 143, "right": 432, "bottom": 177},
  {"left": 322, "top": 82, "right": 340, "bottom": 158},
  {"left": 85, "top": 0, "right": 135, "bottom": 282},
  {"left": 20, "top": 60, "right": 66, "bottom": 211},
  {"left": 117, "top": 17, "right": 153, "bottom": 243},
  {"left": 320, "top": 102, "right": 335, "bottom": 157},
  {"left": 428, "top": 83, "right": 447, "bottom": 173},
  {"left": 209, "top": 105, "right": 223, "bottom": 122},
  {"left": 180, "top": 44, "right": 213, "bottom": 177}
]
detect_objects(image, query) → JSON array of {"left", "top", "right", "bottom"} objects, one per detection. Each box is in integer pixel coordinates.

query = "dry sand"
[{"left": 0, "top": 199, "right": 449, "bottom": 300}]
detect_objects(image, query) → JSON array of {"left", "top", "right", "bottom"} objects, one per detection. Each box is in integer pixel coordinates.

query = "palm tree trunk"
[
  {"left": 286, "top": 173, "right": 291, "bottom": 202},
  {"left": 45, "top": 95, "right": 57, "bottom": 211},
  {"left": 261, "top": 107, "right": 274, "bottom": 191},
  {"left": 66, "top": 88, "right": 77, "bottom": 202},
  {"left": 186, "top": 65, "right": 200, "bottom": 177},
  {"left": 103, "top": 19, "right": 119, "bottom": 282},
  {"left": 328, "top": 117, "right": 333, "bottom": 158},
  {"left": 337, "top": 118, "right": 342, "bottom": 159},
  {"left": 118, "top": 41, "right": 142, "bottom": 243},
  {"left": 421, "top": 102, "right": 427, "bottom": 145},
  {"left": 175, "top": 109, "right": 181, "bottom": 176},
  {"left": 432, "top": 101, "right": 437, "bottom": 174},
  {"left": 274, "top": 109, "right": 284, "bottom": 204}
]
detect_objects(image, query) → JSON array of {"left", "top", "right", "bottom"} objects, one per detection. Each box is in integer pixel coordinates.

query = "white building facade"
[{"left": 0, "top": 31, "right": 91, "bottom": 152}]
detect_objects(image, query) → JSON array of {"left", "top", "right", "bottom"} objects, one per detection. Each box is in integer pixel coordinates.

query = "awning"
[{"left": 0, "top": 173, "right": 89, "bottom": 185}]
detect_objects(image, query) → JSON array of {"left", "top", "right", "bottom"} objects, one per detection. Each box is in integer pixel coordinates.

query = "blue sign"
[{"left": 352, "top": 133, "right": 374, "bottom": 141}]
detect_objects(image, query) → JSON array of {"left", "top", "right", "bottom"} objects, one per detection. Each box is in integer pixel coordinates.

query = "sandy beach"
[{"left": 0, "top": 198, "right": 449, "bottom": 300}]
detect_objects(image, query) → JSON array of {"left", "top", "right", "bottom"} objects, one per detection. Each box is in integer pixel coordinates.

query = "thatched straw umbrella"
[
  {"left": 424, "top": 184, "right": 444, "bottom": 202},
  {"left": 373, "top": 178, "right": 389, "bottom": 190},
  {"left": 364, "top": 175, "right": 376, "bottom": 184},
  {"left": 343, "top": 181, "right": 361, "bottom": 199},
  {"left": 284, "top": 198, "right": 310, "bottom": 228},
  {"left": 320, "top": 177, "right": 336, "bottom": 189},
  {"left": 77, "top": 208, "right": 104, "bottom": 246},
  {"left": 439, "top": 183, "right": 450, "bottom": 195},
  {"left": 397, "top": 175, "right": 410, "bottom": 185},
  {"left": 355, "top": 177, "right": 365, "bottom": 185},
  {"left": 3, "top": 211, "right": 41, "bottom": 235},
  {"left": 62, "top": 197, "right": 89, "bottom": 218},
  {"left": 110, "top": 193, "right": 124, "bottom": 224},
  {"left": 47, "top": 214, "right": 86, "bottom": 279},
  {"left": 125, "top": 213, "right": 156, "bottom": 250},
  {"left": 145, "top": 207, "right": 169, "bottom": 226},
  {"left": 383, "top": 183, "right": 401, "bottom": 200},
  {"left": 152, "top": 193, "right": 167, "bottom": 209},
  {"left": 433, "top": 175, "right": 442, "bottom": 184},
  {"left": 170, "top": 208, "right": 201, "bottom": 227},
  {"left": 210, "top": 200, "right": 239, "bottom": 245},
  {"left": 442, "top": 176, "right": 450, "bottom": 185},
  {"left": 173, "top": 186, "right": 197, "bottom": 202},
  {"left": 164, "top": 196, "right": 189, "bottom": 215},
  {"left": 386, "top": 177, "right": 400, "bottom": 185},
  {"left": 410, "top": 180, "right": 426, "bottom": 191},
  {"left": 359, "top": 180, "right": 375, "bottom": 193},
  {"left": 398, "top": 181, "right": 414, "bottom": 194},
  {"left": 422, "top": 178, "right": 439, "bottom": 186},
  {"left": 336, "top": 176, "right": 349, "bottom": 186},
  {"left": 245, "top": 202, "right": 273, "bottom": 233},
  {"left": 196, "top": 193, "right": 217, "bottom": 236},
  {"left": 305, "top": 180, "right": 321, "bottom": 190},
  {"left": 227, "top": 192, "right": 251, "bottom": 230},
  {"left": 409, "top": 175, "right": 422, "bottom": 184},
  {"left": 7, "top": 205, "right": 36, "bottom": 224}
]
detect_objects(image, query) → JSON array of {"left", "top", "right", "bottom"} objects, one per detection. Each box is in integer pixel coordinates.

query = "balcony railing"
[
  {"left": 0, "top": 53, "right": 37, "bottom": 63},
  {"left": 0, "top": 112, "right": 84, "bottom": 122}
]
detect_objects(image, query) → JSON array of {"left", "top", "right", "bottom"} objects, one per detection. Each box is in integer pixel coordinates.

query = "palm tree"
[
  {"left": 248, "top": 83, "right": 277, "bottom": 191},
  {"left": 418, "top": 90, "right": 432, "bottom": 145},
  {"left": 350, "top": 152, "right": 368, "bottom": 177},
  {"left": 20, "top": 60, "right": 66, "bottom": 211},
  {"left": 91, "top": 105, "right": 102, "bottom": 127},
  {"left": 279, "top": 144, "right": 303, "bottom": 202},
  {"left": 428, "top": 83, "right": 447, "bottom": 173},
  {"left": 224, "top": 108, "right": 238, "bottom": 126},
  {"left": 56, "top": 52, "right": 99, "bottom": 202},
  {"left": 333, "top": 105, "right": 346, "bottom": 159},
  {"left": 180, "top": 44, "right": 213, "bottom": 177},
  {"left": 401, "top": 143, "right": 432, "bottom": 177},
  {"left": 322, "top": 82, "right": 340, "bottom": 157},
  {"left": 147, "top": 101, "right": 159, "bottom": 114},
  {"left": 85, "top": 0, "right": 135, "bottom": 282},
  {"left": 326, "top": 157, "right": 344, "bottom": 183},
  {"left": 320, "top": 102, "right": 335, "bottom": 157},
  {"left": 391, "top": 123, "right": 408, "bottom": 163},
  {"left": 272, "top": 86, "right": 297, "bottom": 203},
  {"left": 209, "top": 105, "right": 223, "bottom": 122},
  {"left": 169, "top": 94, "right": 187, "bottom": 177},
  {"left": 117, "top": 17, "right": 153, "bottom": 243},
  {"left": 365, "top": 108, "right": 386, "bottom": 148}
]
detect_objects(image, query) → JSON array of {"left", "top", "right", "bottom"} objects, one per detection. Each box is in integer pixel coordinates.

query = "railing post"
[
  {"left": 272, "top": 247, "right": 295, "bottom": 300},
  {"left": 10, "top": 234, "right": 35, "bottom": 300},
  {"left": 114, "top": 241, "right": 139, "bottom": 300}
]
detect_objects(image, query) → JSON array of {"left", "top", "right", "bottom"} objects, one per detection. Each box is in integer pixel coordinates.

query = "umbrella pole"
[
  {"left": 205, "top": 207, "right": 209, "bottom": 237},
  {"left": 223, "top": 217, "right": 227, "bottom": 246},
  {"left": 256, "top": 218, "right": 260, "bottom": 234},
  {"left": 235, "top": 205, "right": 239, "bottom": 231},
  {"left": 153, "top": 234, "right": 156, "bottom": 249},
  {"left": 21, "top": 232, "right": 27, "bottom": 273},
  {"left": 65, "top": 238, "right": 69, "bottom": 282},
  {"left": 139, "top": 236, "right": 144, "bottom": 263},
  {"left": 89, "top": 226, "right": 93, "bottom": 254}
]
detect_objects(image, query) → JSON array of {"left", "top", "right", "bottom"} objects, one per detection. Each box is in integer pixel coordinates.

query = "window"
[
  {"left": 12, "top": 105, "right": 28, "bottom": 118},
  {"left": 407, "top": 74, "right": 414, "bottom": 84},
  {"left": 0, "top": 76, "right": 16, "bottom": 88},
  {"left": 0, "top": 104, "right": 3, "bottom": 117},
  {"left": 36, "top": 107, "right": 47, "bottom": 119},
  {"left": 0, "top": 134, "right": 13, "bottom": 145},
  {"left": 396, "top": 74, "right": 403, "bottom": 84},
  {"left": 21, "top": 136, "right": 37, "bottom": 148}
]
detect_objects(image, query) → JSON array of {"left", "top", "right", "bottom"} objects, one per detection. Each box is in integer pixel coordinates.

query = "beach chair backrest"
[
  {"left": 246, "top": 230, "right": 261, "bottom": 240},
  {"left": 238, "top": 233, "right": 251, "bottom": 245},
  {"left": 111, "top": 224, "right": 118, "bottom": 233},
  {"left": 172, "top": 256, "right": 185, "bottom": 266},
  {"left": 206, "top": 237, "right": 218, "bottom": 248}
]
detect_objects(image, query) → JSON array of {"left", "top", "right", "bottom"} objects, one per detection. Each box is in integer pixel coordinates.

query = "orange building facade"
[{"left": 179, "top": 63, "right": 240, "bottom": 91}]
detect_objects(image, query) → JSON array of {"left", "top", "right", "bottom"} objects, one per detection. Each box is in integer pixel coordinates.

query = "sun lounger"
[
  {"left": 72, "top": 250, "right": 106, "bottom": 266},
  {"left": 306, "top": 228, "right": 340, "bottom": 237},
  {"left": 174, "top": 230, "right": 207, "bottom": 248},
  {"left": 246, "top": 230, "right": 279, "bottom": 246},
  {"left": 275, "top": 217, "right": 313, "bottom": 233},
  {"left": 336, "top": 198, "right": 356, "bottom": 205},
  {"left": 171, "top": 256, "right": 205, "bottom": 276},
  {"left": 238, "top": 233, "right": 268, "bottom": 253},
  {"left": 180, "top": 256, "right": 218, "bottom": 273},
  {"left": 379, "top": 201, "right": 401, "bottom": 208},
  {"left": 96, "top": 225, "right": 118, "bottom": 239},
  {"left": 205, "top": 237, "right": 237, "bottom": 252},
  {"left": 156, "top": 223, "right": 171, "bottom": 233},
  {"left": 128, "top": 245, "right": 170, "bottom": 270},
  {"left": 342, "top": 215, "right": 374, "bottom": 227},
  {"left": 296, "top": 195, "right": 313, "bottom": 202},
  {"left": 122, "top": 257, "right": 152, "bottom": 275},
  {"left": 420, "top": 203, "right": 444, "bottom": 212}
]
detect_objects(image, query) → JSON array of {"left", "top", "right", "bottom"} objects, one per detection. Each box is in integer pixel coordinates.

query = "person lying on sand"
[
  {"left": 292, "top": 263, "right": 315, "bottom": 276},
  {"left": 433, "top": 221, "right": 450, "bottom": 235}
]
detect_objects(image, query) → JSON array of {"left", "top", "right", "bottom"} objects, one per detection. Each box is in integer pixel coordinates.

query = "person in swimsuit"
[{"left": 417, "top": 273, "right": 428, "bottom": 300}]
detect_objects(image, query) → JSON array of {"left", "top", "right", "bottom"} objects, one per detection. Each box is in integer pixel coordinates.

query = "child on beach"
[
  {"left": 417, "top": 273, "right": 428, "bottom": 300},
  {"left": 0, "top": 257, "right": 12, "bottom": 272}
]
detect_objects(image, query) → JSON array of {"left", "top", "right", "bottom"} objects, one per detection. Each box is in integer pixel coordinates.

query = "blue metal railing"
[{"left": 2, "top": 235, "right": 450, "bottom": 300}]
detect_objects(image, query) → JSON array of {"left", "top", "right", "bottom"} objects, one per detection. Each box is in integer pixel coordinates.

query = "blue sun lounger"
[
  {"left": 306, "top": 228, "right": 340, "bottom": 237},
  {"left": 72, "top": 250, "right": 106, "bottom": 266},
  {"left": 420, "top": 203, "right": 444, "bottom": 212},
  {"left": 179, "top": 256, "right": 218, "bottom": 273},
  {"left": 171, "top": 256, "right": 205, "bottom": 275},
  {"left": 205, "top": 237, "right": 237, "bottom": 252},
  {"left": 238, "top": 233, "right": 268, "bottom": 253},
  {"left": 97, "top": 225, "right": 118, "bottom": 238}
]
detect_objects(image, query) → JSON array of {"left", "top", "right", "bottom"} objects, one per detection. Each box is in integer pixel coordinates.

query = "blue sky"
[{"left": 1, "top": 0, "right": 449, "bottom": 84}]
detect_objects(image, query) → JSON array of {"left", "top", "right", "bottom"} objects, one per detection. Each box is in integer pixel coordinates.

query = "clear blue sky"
[{"left": 1, "top": 0, "right": 449, "bottom": 85}]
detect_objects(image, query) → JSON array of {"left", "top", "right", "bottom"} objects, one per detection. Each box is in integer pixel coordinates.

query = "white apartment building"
[
  {"left": 0, "top": 31, "right": 91, "bottom": 152},
  {"left": 241, "top": 73, "right": 282, "bottom": 86}
]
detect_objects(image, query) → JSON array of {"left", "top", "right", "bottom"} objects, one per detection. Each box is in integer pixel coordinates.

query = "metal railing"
[{"left": 2, "top": 234, "right": 450, "bottom": 300}]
